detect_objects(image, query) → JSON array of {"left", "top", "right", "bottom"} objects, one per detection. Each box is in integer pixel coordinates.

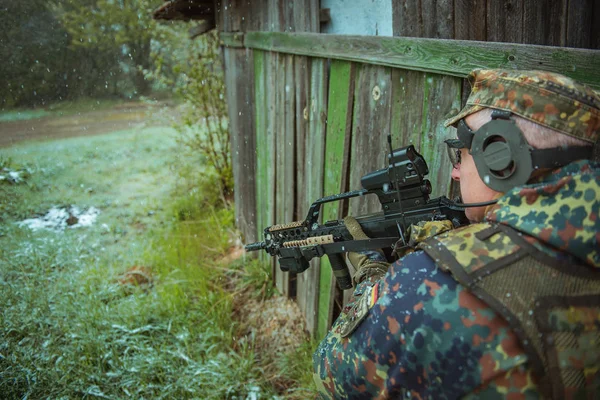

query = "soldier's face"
[{"left": 450, "top": 112, "right": 503, "bottom": 222}]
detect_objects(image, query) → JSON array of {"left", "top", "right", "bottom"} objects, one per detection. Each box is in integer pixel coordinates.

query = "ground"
[
  {"left": 0, "top": 102, "right": 167, "bottom": 147},
  {"left": 0, "top": 102, "right": 314, "bottom": 399}
]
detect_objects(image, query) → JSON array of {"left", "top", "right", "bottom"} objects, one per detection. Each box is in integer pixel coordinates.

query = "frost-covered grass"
[
  {"left": 0, "top": 123, "right": 315, "bottom": 399},
  {"left": 0, "top": 109, "right": 51, "bottom": 122},
  {"left": 0, "top": 99, "right": 124, "bottom": 122}
]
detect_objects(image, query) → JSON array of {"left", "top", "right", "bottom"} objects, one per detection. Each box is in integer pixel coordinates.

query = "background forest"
[
  {"left": 2, "top": 0, "right": 175, "bottom": 107},
  {"left": 1, "top": 0, "right": 233, "bottom": 199}
]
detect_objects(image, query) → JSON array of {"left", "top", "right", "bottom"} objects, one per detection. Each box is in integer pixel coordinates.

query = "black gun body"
[
  {"left": 245, "top": 145, "right": 468, "bottom": 289},
  {"left": 267, "top": 195, "right": 467, "bottom": 275}
]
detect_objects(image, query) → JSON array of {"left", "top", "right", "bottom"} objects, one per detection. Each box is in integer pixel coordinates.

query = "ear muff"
[{"left": 470, "top": 118, "right": 533, "bottom": 192}]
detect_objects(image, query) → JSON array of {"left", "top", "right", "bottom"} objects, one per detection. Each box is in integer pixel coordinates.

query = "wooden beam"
[
  {"left": 188, "top": 18, "right": 215, "bottom": 39},
  {"left": 220, "top": 32, "right": 244, "bottom": 47},
  {"left": 320, "top": 8, "right": 331, "bottom": 23},
  {"left": 220, "top": 31, "right": 600, "bottom": 89}
]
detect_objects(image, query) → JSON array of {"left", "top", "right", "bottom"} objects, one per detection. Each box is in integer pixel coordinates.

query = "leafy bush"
[{"left": 150, "top": 28, "right": 233, "bottom": 206}]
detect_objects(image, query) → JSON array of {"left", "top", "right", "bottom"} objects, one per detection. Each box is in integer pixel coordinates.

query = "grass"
[
  {"left": 0, "top": 98, "right": 127, "bottom": 122},
  {"left": 0, "top": 118, "right": 316, "bottom": 399}
]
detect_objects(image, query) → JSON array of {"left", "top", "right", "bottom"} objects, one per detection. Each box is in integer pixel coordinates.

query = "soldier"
[{"left": 313, "top": 69, "right": 600, "bottom": 399}]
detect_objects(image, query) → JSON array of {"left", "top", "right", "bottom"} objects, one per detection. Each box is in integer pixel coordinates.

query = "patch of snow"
[
  {"left": 0, "top": 169, "right": 27, "bottom": 184},
  {"left": 17, "top": 206, "right": 100, "bottom": 232},
  {"left": 8, "top": 171, "right": 23, "bottom": 183},
  {"left": 245, "top": 386, "right": 261, "bottom": 400}
]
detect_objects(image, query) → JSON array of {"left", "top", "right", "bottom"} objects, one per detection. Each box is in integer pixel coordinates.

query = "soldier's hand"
[
  {"left": 344, "top": 216, "right": 391, "bottom": 284},
  {"left": 392, "top": 219, "right": 455, "bottom": 257}
]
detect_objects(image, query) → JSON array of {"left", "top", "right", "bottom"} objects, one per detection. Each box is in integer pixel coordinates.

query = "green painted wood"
[
  {"left": 254, "top": 49, "right": 268, "bottom": 262},
  {"left": 303, "top": 57, "right": 328, "bottom": 336},
  {"left": 220, "top": 31, "right": 600, "bottom": 89},
  {"left": 317, "top": 60, "right": 355, "bottom": 339}
]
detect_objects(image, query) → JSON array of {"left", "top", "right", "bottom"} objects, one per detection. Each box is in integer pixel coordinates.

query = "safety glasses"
[{"left": 444, "top": 119, "right": 475, "bottom": 169}]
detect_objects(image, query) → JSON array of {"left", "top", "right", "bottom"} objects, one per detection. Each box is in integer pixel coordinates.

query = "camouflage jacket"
[{"left": 313, "top": 160, "right": 599, "bottom": 399}]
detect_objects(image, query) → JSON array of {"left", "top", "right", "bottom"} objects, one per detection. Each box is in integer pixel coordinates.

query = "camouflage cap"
[{"left": 444, "top": 69, "right": 600, "bottom": 144}]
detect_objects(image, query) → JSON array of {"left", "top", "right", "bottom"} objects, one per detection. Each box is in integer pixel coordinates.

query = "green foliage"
[
  {"left": 0, "top": 119, "right": 293, "bottom": 399},
  {"left": 276, "top": 339, "right": 320, "bottom": 399},
  {"left": 232, "top": 258, "right": 276, "bottom": 301},
  {"left": 55, "top": 0, "right": 159, "bottom": 96},
  {"left": 0, "top": 0, "right": 182, "bottom": 107},
  {"left": 0, "top": 0, "right": 71, "bottom": 107},
  {"left": 148, "top": 26, "right": 233, "bottom": 205}
]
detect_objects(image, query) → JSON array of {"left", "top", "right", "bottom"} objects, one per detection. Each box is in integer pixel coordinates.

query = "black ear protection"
[{"left": 455, "top": 110, "right": 593, "bottom": 192}]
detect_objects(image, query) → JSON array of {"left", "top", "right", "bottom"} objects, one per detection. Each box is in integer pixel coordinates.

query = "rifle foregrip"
[{"left": 328, "top": 253, "right": 353, "bottom": 290}]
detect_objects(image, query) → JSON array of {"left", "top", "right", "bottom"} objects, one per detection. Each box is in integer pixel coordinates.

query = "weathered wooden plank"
[
  {"left": 390, "top": 70, "right": 426, "bottom": 149},
  {"left": 294, "top": 55, "right": 310, "bottom": 318},
  {"left": 523, "top": 0, "right": 567, "bottom": 47},
  {"left": 302, "top": 57, "right": 328, "bottom": 336},
  {"left": 294, "top": 57, "right": 310, "bottom": 227},
  {"left": 223, "top": 47, "right": 257, "bottom": 244},
  {"left": 220, "top": 32, "right": 600, "bottom": 89},
  {"left": 317, "top": 60, "right": 355, "bottom": 339},
  {"left": 486, "top": 0, "right": 524, "bottom": 43},
  {"left": 220, "top": 32, "right": 244, "bottom": 47},
  {"left": 390, "top": 70, "right": 461, "bottom": 197},
  {"left": 274, "top": 51, "right": 288, "bottom": 296},
  {"left": 392, "top": 0, "right": 423, "bottom": 37},
  {"left": 393, "top": 0, "right": 454, "bottom": 39},
  {"left": 344, "top": 64, "right": 393, "bottom": 306},
  {"left": 266, "top": 51, "right": 278, "bottom": 280},
  {"left": 349, "top": 64, "right": 393, "bottom": 218},
  {"left": 419, "top": 74, "right": 462, "bottom": 197},
  {"left": 217, "top": 0, "right": 251, "bottom": 32},
  {"left": 293, "top": 0, "right": 320, "bottom": 32},
  {"left": 254, "top": 50, "right": 268, "bottom": 261},
  {"left": 268, "top": 0, "right": 283, "bottom": 32},
  {"left": 422, "top": 0, "right": 454, "bottom": 38},
  {"left": 454, "top": 0, "right": 487, "bottom": 41},
  {"left": 593, "top": 3, "right": 600, "bottom": 50},
  {"left": 283, "top": 54, "right": 296, "bottom": 296},
  {"left": 566, "top": 0, "right": 593, "bottom": 48}
]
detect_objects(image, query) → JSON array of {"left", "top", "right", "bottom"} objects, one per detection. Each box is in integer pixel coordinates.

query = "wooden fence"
[{"left": 222, "top": 31, "right": 600, "bottom": 338}]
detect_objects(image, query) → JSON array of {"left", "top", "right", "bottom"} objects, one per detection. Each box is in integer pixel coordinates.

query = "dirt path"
[{"left": 0, "top": 102, "right": 170, "bottom": 147}]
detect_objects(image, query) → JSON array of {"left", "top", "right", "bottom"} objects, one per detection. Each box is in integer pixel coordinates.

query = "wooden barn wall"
[
  {"left": 393, "top": 0, "right": 600, "bottom": 48},
  {"left": 217, "top": 0, "right": 600, "bottom": 338}
]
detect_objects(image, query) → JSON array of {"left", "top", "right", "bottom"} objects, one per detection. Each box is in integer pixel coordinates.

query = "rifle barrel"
[{"left": 245, "top": 242, "right": 266, "bottom": 252}]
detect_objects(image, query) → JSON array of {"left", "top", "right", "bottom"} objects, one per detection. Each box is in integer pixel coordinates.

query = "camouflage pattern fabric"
[
  {"left": 313, "top": 160, "right": 599, "bottom": 398},
  {"left": 487, "top": 159, "right": 599, "bottom": 267},
  {"left": 393, "top": 219, "right": 456, "bottom": 258},
  {"left": 444, "top": 69, "right": 600, "bottom": 144},
  {"left": 313, "top": 251, "right": 539, "bottom": 399}
]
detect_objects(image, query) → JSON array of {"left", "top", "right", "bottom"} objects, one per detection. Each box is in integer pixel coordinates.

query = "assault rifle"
[{"left": 245, "top": 144, "right": 469, "bottom": 290}]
